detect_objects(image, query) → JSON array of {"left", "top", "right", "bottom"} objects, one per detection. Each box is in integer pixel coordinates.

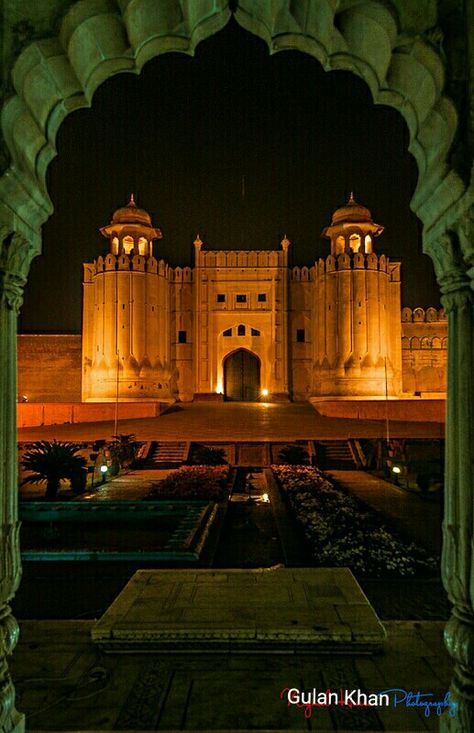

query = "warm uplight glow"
[
  {"left": 262, "top": 493, "right": 270, "bottom": 503},
  {"left": 261, "top": 388, "right": 269, "bottom": 397},
  {"left": 392, "top": 466, "right": 401, "bottom": 474},
  {"left": 216, "top": 382, "right": 223, "bottom": 394}
]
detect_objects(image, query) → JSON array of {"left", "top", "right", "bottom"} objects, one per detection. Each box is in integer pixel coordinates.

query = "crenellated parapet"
[
  {"left": 401, "top": 306, "right": 447, "bottom": 322},
  {"left": 314, "top": 251, "right": 398, "bottom": 277},
  {"left": 86, "top": 253, "right": 169, "bottom": 276},
  {"left": 170, "top": 266, "right": 193, "bottom": 283},
  {"left": 290, "top": 266, "right": 313, "bottom": 281},
  {"left": 197, "top": 249, "right": 286, "bottom": 269}
]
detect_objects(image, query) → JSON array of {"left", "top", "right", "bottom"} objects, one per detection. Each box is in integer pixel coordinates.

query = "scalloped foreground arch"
[{"left": 0, "top": 0, "right": 465, "bottom": 258}]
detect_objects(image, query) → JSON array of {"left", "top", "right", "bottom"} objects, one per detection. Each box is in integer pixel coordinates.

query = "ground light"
[
  {"left": 100, "top": 464, "right": 108, "bottom": 484},
  {"left": 392, "top": 465, "right": 401, "bottom": 486},
  {"left": 261, "top": 493, "right": 270, "bottom": 503},
  {"left": 261, "top": 388, "right": 269, "bottom": 397}
]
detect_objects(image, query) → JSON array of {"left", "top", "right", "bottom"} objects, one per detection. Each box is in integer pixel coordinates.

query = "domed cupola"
[
  {"left": 111, "top": 194, "right": 153, "bottom": 227},
  {"left": 322, "top": 193, "right": 384, "bottom": 255},
  {"left": 100, "top": 194, "right": 162, "bottom": 257}
]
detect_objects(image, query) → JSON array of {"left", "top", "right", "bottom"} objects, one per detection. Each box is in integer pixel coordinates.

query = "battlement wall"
[
  {"left": 197, "top": 250, "right": 285, "bottom": 268},
  {"left": 84, "top": 255, "right": 170, "bottom": 279},
  {"left": 314, "top": 251, "right": 400, "bottom": 279}
]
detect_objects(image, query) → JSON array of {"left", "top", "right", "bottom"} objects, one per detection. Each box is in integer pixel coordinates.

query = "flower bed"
[
  {"left": 145, "top": 465, "right": 229, "bottom": 501},
  {"left": 272, "top": 465, "right": 437, "bottom": 577}
]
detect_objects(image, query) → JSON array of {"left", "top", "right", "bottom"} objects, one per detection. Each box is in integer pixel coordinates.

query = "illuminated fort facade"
[{"left": 79, "top": 195, "right": 447, "bottom": 404}]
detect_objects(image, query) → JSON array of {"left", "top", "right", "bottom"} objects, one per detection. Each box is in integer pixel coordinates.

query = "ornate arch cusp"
[{"left": 0, "top": 0, "right": 468, "bottom": 269}]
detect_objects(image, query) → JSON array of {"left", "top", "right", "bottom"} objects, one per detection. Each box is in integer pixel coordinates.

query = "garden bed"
[{"left": 272, "top": 465, "right": 438, "bottom": 578}]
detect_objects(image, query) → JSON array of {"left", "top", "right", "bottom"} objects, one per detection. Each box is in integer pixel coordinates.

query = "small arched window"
[
  {"left": 138, "top": 236, "right": 148, "bottom": 256},
  {"left": 349, "top": 233, "right": 361, "bottom": 253},
  {"left": 123, "top": 235, "right": 134, "bottom": 254},
  {"left": 364, "top": 235, "right": 372, "bottom": 253},
  {"left": 237, "top": 324, "right": 245, "bottom": 336},
  {"left": 111, "top": 236, "right": 119, "bottom": 255}
]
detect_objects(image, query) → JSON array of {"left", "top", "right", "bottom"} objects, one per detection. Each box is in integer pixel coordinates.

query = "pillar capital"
[{"left": 0, "top": 230, "right": 39, "bottom": 313}]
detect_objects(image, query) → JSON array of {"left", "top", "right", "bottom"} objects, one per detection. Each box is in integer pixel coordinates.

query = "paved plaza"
[
  {"left": 18, "top": 401, "right": 445, "bottom": 443},
  {"left": 13, "top": 619, "right": 452, "bottom": 731}
]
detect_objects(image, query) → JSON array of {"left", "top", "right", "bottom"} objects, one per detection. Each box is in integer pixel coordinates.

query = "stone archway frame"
[
  {"left": 0, "top": 0, "right": 466, "bottom": 250},
  {"left": 0, "top": 2, "right": 472, "bottom": 733}
]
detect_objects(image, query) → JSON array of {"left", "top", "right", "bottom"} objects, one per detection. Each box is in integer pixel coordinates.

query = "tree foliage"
[{"left": 21, "top": 440, "right": 86, "bottom": 500}]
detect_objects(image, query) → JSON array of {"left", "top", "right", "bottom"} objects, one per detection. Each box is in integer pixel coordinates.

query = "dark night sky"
[{"left": 19, "top": 19, "right": 440, "bottom": 334}]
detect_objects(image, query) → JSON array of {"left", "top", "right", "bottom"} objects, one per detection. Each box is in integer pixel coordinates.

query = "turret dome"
[
  {"left": 331, "top": 192, "right": 372, "bottom": 225},
  {"left": 111, "top": 194, "right": 152, "bottom": 227}
]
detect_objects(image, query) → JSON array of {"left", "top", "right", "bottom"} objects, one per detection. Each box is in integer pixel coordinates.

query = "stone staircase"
[
  {"left": 148, "top": 441, "right": 188, "bottom": 466},
  {"left": 316, "top": 440, "right": 357, "bottom": 469}
]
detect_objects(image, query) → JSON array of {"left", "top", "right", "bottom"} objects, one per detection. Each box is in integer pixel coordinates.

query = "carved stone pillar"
[
  {"left": 0, "top": 230, "right": 38, "bottom": 733},
  {"left": 434, "top": 225, "right": 474, "bottom": 732}
]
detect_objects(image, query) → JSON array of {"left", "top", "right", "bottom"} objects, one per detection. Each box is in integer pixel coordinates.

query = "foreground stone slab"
[{"left": 92, "top": 567, "right": 385, "bottom": 653}]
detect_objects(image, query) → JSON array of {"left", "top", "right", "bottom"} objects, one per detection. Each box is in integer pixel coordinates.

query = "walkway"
[
  {"left": 329, "top": 471, "right": 442, "bottom": 555},
  {"left": 12, "top": 618, "right": 452, "bottom": 731},
  {"left": 18, "top": 401, "right": 445, "bottom": 443}
]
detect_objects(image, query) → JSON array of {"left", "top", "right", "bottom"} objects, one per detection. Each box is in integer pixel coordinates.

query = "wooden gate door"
[{"left": 224, "top": 350, "right": 260, "bottom": 401}]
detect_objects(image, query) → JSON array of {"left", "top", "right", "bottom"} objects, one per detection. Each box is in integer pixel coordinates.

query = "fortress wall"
[
  {"left": 401, "top": 315, "right": 448, "bottom": 393},
  {"left": 17, "top": 335, "right": 82, "bottom": 403}
]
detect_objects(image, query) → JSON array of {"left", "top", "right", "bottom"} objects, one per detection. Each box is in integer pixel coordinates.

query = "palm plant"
[
  {"left": 107, "top": 433, "right": 141, "bottom": 468},
  {"left": 21, "top": 440, "right": 87, "bottom": 500}
]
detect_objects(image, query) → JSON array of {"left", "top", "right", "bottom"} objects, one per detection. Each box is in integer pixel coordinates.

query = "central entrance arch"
[{"left": 224, "top": 349, "right": 260, "bottom": 401}]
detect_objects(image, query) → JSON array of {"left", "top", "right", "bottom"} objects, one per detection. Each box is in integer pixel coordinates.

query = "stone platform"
[{"left": 92, "top": 567, "right": 386, "bottom": 653}]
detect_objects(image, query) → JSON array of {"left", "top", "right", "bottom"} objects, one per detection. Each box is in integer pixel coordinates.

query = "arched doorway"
[{"left": 224, "top": 349, "right": 260, "bottom": 401}]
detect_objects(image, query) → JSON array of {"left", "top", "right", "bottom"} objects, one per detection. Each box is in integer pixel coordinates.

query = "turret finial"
[
  {"left": 128, "top": 193, "right": 136, "bottom": 207},
  {"left": 281, "top": 234, "right": 290, "bottom": 250},
  {"left": 194, "top": 233, "right": 203, "bottom": 248},
  {"left": 348, "top": 191, "right": 356, "bottom": 204}
]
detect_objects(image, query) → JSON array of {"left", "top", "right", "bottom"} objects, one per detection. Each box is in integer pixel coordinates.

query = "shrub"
[
  {"left": 188, "top": 444, "right": 227, "bottom": 465},
  {"left": 278, "top": 444, "right": 309, "bottom": 465},
  {"left": 146, "top": 465, "right": 229, "bottom": 501}
]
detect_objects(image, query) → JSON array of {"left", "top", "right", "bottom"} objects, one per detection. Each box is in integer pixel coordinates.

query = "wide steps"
[
  {"left": 149, "top": 441, "right": 188, "bottom": 465},
  {"left": 316, "top": 440, "right": 356, "bottom": 469}
]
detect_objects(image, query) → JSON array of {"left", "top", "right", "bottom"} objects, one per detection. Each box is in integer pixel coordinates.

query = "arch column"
[
  {"left": 0, "top": 229, "right": 39, "bottom": 733},
  {"left": 429, "top": 227, "right": 474, "bottom": 732}
]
